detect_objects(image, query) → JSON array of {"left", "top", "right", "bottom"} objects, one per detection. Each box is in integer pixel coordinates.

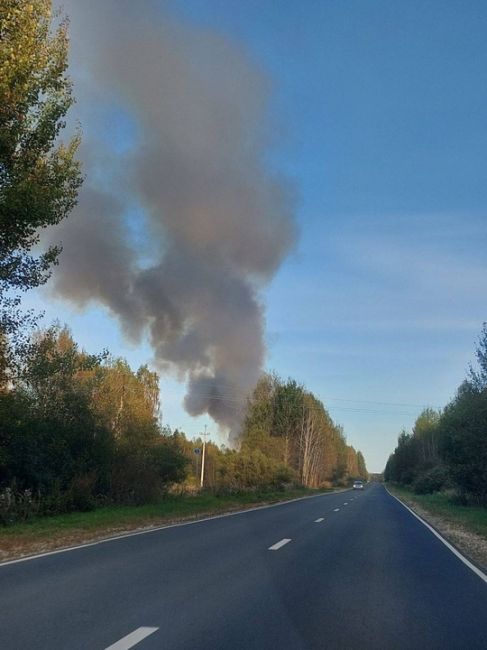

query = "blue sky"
[{"left": 29, "top": 1, "right": 487, "bottom": 471}]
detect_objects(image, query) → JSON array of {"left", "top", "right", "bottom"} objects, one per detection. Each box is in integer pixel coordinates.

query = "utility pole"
[{"left": 200, "top": 425, "right": 209, "bottom": 488}]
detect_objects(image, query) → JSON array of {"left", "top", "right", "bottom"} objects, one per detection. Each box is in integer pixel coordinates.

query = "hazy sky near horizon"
[{"left": 29, "top": 0, "right": 487, "bottom": 472}]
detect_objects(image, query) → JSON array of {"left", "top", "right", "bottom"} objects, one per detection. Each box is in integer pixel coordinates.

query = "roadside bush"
[
  {"left": 110, "top": 441, "right": 188, "bottom": 505},
  {"left": 412, "top": 465, "right": 450, "bottom": 495},
  {"left": 0, "top": 485, "right": 40, "bottom": 525},
  {"left": 214, "top": 449, "right": 297, "bottom": 494},
  {"left": 319, "top": 480, "right": 333, "bottom": 490},
  {"left": 110, "top": 449, "right": 159, "bottom": 505},
  {"left": 65, "top": 474, "right": 98, "bottom": 512},
  {"left": 271, "top": 464, "right": 296, "bottom": 489}
]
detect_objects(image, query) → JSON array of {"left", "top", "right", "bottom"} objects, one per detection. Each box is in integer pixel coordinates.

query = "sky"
[{"left": 27, "top": 0, "right": 487, "bottom": 472}]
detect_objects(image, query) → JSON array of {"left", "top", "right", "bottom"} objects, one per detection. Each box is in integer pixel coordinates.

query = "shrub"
[
  {"left": 110, "top": 441, "right": 188, "bottom": 505},
  {"left": 412, "top": 465, "right": 450, "bottom": 495},
  {"left": 0, "top": 485, "right": 40, "bottom": 525},
  {"left": 271, "top": 464, "right": 296, "bottom": 489},
  {"left": 66, "top": 474, "right": 97, "bottom": 512}
]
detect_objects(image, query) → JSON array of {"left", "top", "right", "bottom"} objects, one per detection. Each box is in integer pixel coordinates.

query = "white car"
[{"left": 353, "top": 481, "right": 364, "bottom": 490}]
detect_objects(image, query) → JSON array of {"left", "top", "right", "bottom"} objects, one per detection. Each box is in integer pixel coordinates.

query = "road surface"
[{"left": 1, "top": 483, "right": 486, "bottom": 649}]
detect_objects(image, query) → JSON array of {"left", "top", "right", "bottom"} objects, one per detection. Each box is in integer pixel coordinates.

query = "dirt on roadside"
[{"left": 0, "top": 516, "right": 206, "bottom": 563}]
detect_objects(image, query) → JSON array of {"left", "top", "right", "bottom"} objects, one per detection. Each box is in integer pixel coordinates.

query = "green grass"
[
  {"left": 0, "top": 487, "right": 330, "bottom": 543},
  {"left": 387, "top": 484, "right": 487, "bottom": 539}
]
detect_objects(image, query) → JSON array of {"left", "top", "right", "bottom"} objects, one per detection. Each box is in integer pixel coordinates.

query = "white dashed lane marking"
[
  {"left": 268, "top": 538, "right": 292, "bottom": 551},
  {"left": 314, "top": 518, "right": 324, "bottom": 523},
  {"left": 105, "top": 627, "right": 159, "bottom": 650},
  {"left": 333, "top": 508, "right": 340, "bottom": 512}
]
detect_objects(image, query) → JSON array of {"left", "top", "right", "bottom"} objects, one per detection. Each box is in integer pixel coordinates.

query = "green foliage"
[
  {"left": 240, "top": 372, "right": 367, "bottom": 489},
  {"left": 384, "top": 430, "right": 419, "bottom": 485},
  {"left": 356, "top": 451, "right": 368, "bottom": 480},
  {"left": 0, "top": 325, "right": 188, "bottom": 519},
  {"left": 65, "top": 474, "right": 97, "bottom": 512},
  {"left": 468, "top": 322, "right": 487, "bottom": 392},
  {"left": 215, "top": 447, "right": 295, "bottom": 493},
  {"left": 271, "top": 378, "right": 304, "bottom": 464},
  {"left": 0, "top": 0, "right": 83, "bottom": 350},
  {"left": 110, "top": 441, "right": 188, "bottom": 506},
  {"left": 412, "top": 465, "right": 450, "bottom": 495},
  {"left": 0, "top": 484, "right": 40, "bottom": 525},
  {"left": 439, "top": 386, "right": 487, "bottom": 505}
]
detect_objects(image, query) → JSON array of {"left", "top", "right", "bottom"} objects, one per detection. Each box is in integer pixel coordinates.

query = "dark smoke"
[{"left": 50, "top": 1, "right": 297, "bottom": 437}]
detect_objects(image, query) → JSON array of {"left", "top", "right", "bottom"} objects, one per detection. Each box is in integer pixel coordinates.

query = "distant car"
[{"left": 353, "top": 481, "right": 364, "bottom": 490}]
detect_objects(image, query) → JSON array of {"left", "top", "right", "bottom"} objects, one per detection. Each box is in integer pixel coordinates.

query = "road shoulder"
[{"left": 0, "top": 487, "right": 348, "bottom": 564}]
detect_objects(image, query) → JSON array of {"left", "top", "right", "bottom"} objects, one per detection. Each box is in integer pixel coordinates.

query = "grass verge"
[
  {"left": 387, "top": 483, "right": 487, "bottom": 571},
  {"left": 0, "top": 487, "right": 337, "bottom": 562}
]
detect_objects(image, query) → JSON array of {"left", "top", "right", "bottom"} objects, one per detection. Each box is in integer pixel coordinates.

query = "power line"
[
  {"left": 165, "top": 376, "right": 443, "bottom": 410},
  {"left": 169, "top": 391, "right": 423, "bottom": 417},
  {"left": 324, "top": 397, "right": 442, "bottom": 409},
  {"left": 167, "top": 383, "right": 442, "bottom": 411}
]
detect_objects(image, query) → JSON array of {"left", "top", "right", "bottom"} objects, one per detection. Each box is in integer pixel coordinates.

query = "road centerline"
[
  {"left": 105, "top": 627, "right": 159, "bottom": 650},
  {"left": 268, "top": 538, "right": 292, "bottom": 551}
]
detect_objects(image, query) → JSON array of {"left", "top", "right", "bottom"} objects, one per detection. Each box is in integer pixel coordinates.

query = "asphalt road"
[{"left": 1, "top": 483, "right": 487, "bottom": 649}]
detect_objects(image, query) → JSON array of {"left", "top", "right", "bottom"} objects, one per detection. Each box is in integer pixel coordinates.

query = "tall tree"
[
  {"left": 0, "top": 0, "right": 82, "bottom": 340},
  {"left": 272, "top": 378, "right": 304, "bottom": 465},
  {"left": 90, "top": 359, "right": 161, "bottom": 443},
  {"left": 298, "top": 394, "right": 322, "bottom": 487},
  {"left": 356, "top": 451, "right": 367, "bottom": 480},
  {"left": 412, "top": 408, "right": 440, "bottom": 466},
  {"left": 469, "top": 322, "right": 487, "bottom": 392},
  {"left": 439, "top": 381, "right": 487, "bottom": 504}
]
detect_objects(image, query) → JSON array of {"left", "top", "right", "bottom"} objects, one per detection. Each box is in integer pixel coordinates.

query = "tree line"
[
  {"left": 0, "top": 326, "right": 187, "bottom": 521},
  {"left": 171, "top": 373, "right": 368, "bottom": 494},
  {"left": 385, "top": 324, "right": 487, "bottom": 506},
  {"left": 240, "top": 374, "right": 367, "bottom": 489},
  {"left": 0, "top": 327, "right": 368, "bottom": 523}
]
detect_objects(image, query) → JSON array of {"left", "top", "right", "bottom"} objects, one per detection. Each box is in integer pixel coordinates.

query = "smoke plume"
[{"left": 50, "top": 1, "right": 297, "bottom": 437}]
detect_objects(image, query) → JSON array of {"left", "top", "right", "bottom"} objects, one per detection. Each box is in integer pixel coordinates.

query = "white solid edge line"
[
  {"left": 385, "top": 487, "right": 487, "bottom": 586},
  {"left": 105, "top": 627, "right": 159, "bottom": 650},
  {"left": 0, "top": 488, "right": 351, "bottom": 568},
  {"left": 268, "top": 538, "right": 292, "bottom": 551},
  {"left": 314, "top": 518, "right": 324, "bottom": 523}
]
